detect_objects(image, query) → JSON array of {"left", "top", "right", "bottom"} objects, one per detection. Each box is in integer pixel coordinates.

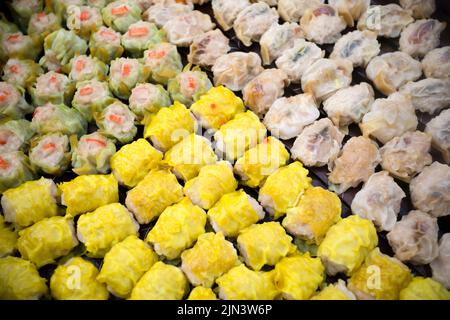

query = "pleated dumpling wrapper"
[
  {"left": 59, "top": 174, "right": 119, "bottom": 217},
  {"left": 50, "top": 257, "right": 108, "bottom": 300},
  {"left": 181, "top": 232, "right": 239, "bottom": 288},
  {"left": 348, "top": 248, "right": 412, "bottom": 300},
  {"left": 129, "top": 261, "right": 188, "bottom": 300},
  {"left": 273, "top": 252, "right": 325, "bottom": 300},
  {"left": 77, "top": 203, "right": 139, "bottom": 258},
  {"left": 97, "top": 235, "right": 159, "bottom": 299},
  {"left": 283, "top": 187, "right": 342, "bottom": 245},
  {"left": 0, "top": 256, "right": 48, "bottom": 300},
  {"left": 190, "top": 86, "right": 245, "bottom": 130},
  {"left": 187, "top": 286, "right": 217, "bottom": 300},
  {"left": 101, "top": 1, "right": 142, "bottom": 34},
  {"left": 0, "top": 151, "right": 36, "bottom": 193},
  {"left": 89, "top": 27, "right": 124, "bottom": 64},
  {"left": 0, "top": 215, "right": 17, "bottom": 257},
  {"left": 400, "top": 277, "right": 450, "bottom": 300},
  {"left": 234, "top": 136, "right": 290, "bottom": 188},
  {"left": 110, "top": 138, "right": 163, "bottom": 188},
  {"left": 216, "top": 264, "right": 278, "bottom": 300},
  {"left": 259, "top": 161, "right": 312, "bottom": 219},
  {"left": 17, "top": 216, "right": 79, "bottom": 268},
  {"left": 146, "top": 198, "right": 206, "bottom": 260},
  {"left": 311, "top": 280, "right": 356, "bottom": 300},
  {"left": 318, "top": 215, "right": 378, "bottom": 276},
  {"left": 1, "top": 177, "right": 58, "bottom": 228},
  {"left": 125, "top": 169, "right": 183, "bottom": 224}
]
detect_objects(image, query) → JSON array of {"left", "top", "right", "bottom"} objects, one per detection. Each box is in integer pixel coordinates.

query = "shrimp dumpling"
[
  {"left": 188, "top": 29, "right": 230, "bottom": 67},
  {"left": 426, "top": 109, "right": 450, "bottom": 164},
  {"left": 422, "top": 46, "right": 450, "bottom": 82},
  {"left": 277, "top": 0, "right": 324, "bottom": 23},
  {"left": 330, "top": 30, "right": 380, "bottom": 67},
  {"left": 399, "top": 19, "right": 446, "bottom": 58},
  {"left": 212, "top": 0, "right": 250, "bottom": 31},
  {"left": 400, "top": 78, "right": 450, "bottom": 115}
]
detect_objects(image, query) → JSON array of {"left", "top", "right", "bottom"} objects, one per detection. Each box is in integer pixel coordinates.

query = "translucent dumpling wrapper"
[
  {"left": 72, "top": 80, "right": 115, "bottom": 122},
  {"left": 216, "top": 264, "right": 278, "bottom": 300},
  {"left": 31, "top": 72, "right": 75, "bottom": 106},
  {"left": 300, "top": 5, "right": 347, "bottom": 44},
  {"left": 89, "top": 27, "right": 124, "bottom": 64},
  {"left": 274, "top": 253, "right": 325, "bottom": 300},
  {"left": 0, "top": 151, "right": 36, "bottom": 194},
  {"left": 283, "top": 187, "right": 341, "bottom": 244},
  {"left": 399, "top": 19, "right": 446, "bottom": 58},
  {"left": 1, "top": 58, "right": 43, "bottom": 91},
  {"left": 328, "top": 0, "right": 370, "bottom": 25},
  {"left": 212, "top": 52, "right": 263, "bottom": 91},
  {"left": 143, "top": 3, "right": 193, "bottom": 28},
  {"left": 188, "top": 286, "right": 217, "bottom": 300},
  {"left": 348, "top": 248, "right": 412, "bottom": 300},
  {"left": 108, "top": 57, "right": 150, "bottom": 99},
  {"left": 0, "top": 82, "right": 33, "bottom": 120},
  {"left": 410, "top": 162, "right": 450, "bottom": 218},
  {"left": 301, "top": 58, "right": 353, "bottom": 102},
  {"left": 422, "top": 46, "right": 450, "bottom": 82},
  {"left": 0, "top": 215, "right": 17, "bottom": 257},
  {"left": 264, "top": 93, "right": 320, "bottom": 140},
  {"left": 46, "top": 0, "right": 84, "bottom": 21},
  {"left": 400, "top": 78, "right": 450, "bottom": 115},
  {"left": 68, "top": 55, "right": 108, "bottom": 83},
  {"left": 0, "top": 256, "right": 48, "bottom": 300},
  {"left": 101, "top": 1, "right": 142, "bottom": 33},
  {"left": 59, "top": 174, "right": 119, "bottom": 217},
  {"left": 1, "top": 177, "right": 58, "bottom": 228},
  {"left": 143, "top": 42, "right": 183, "bottom": 85},
  {"left": 211, "top": 0, "right": 250, "bottom": 31},
  {"left": 66, "top": 5, "right": 103, "bottom": 40},
  {"left": 291, "top": 118, "right": 344, "bottom": 168},
  {"left": 399, "top": 277, "right": 450, "bottom": 300},
  {"left": 97, "top": 235, "right": 159, "bottom": 298},
  {"left": 0, "top": 119, "right": 34, "bottom": 153},
  {"left": 188, "top": 29, "right": 230, "bottom": 67},
  {"left": 277, "top": 0, "right": 324, "bottom": 23},
  {"left": 328, "top": 136, "right": 380, "bottom": 194},
  {"left": 50, "top": 257, "right": 108, "bottom": 300},
  {"left": 431, "top": 234, "right": 450, "bottom": 290},
  {"left": 234, "top": 136, "right": 290, "bottom": 188},
  {"left": 129, "top": 83, "right": 171, "bottom": 122},
  {"left": 380, "top": 131, "right": 432, "bottom": 182},
  {"left": 146, "top": 198, "right": 206, "bottom": 259},
  {"left": 387, "top": 210, "right": 439, "bottom": 264},
  {"left": 125, "top": 169, "right": 183, "bottom": 224},
  {"left": 27, "top": 12, "right": 61, "bottom": 43},
  {"left": 7, "top": 0, "right": 43, "bottom": 31},
  {"left": 71, "top": 132, "right": 116, "bottom": 175},
  {"left": 357, "top": 4, "right": 413, "bottom": 38},
  {"left": 129, "top": 262, "right": 188, "bottom": 300},
  {"left": 259, "top": 161, "right": 312, "bottom": 219},
  {"left": 243, "top": 69, "right": 288, "bottom": 118},
  {"left": 29, "top": 133, "right": 71, "bottom": 176},
  {"left": 95, "top": 100, "right": 137, "bottom": 144},
  {"left": 110, "top": 138, "right": 163, "bottom": 188},
  {"left": 400, "top": 0, "right": 436, "bottom": 19},
  {"left": 311, "top": 280, "right": 356, "bottom": 300},
  {"left": 0, "top": 32, "right": 41, "bottom": 61},
  {"left": 17, "top": 216, "right": 79, "bottom": 268},
  {"left": 121, "top": 21, "right": 167, "bottom": 57},
  {"left": 426, "top": 109, "right": 450, "bottom": 164},
  {"left": 181, "top": 232, "right": 239, "bottom": 288}
]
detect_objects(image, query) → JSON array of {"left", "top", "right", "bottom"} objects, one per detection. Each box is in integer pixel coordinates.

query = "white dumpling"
[
  {"left": 277, "top": 0, "right": 324, "bottom": 22},
  {"left": 410, "top": 162, "right": 450, "bottom": 218},
  {"left": 300, "top": 4, "right": 347, "bottom": 44},
  {"left": 351, "top": 171, "right": 406, "bottom": 231},
  {"left": 360, "top": 93, "right": 418, "bottom": 145},
  {"left": 212, "top": 0, "right": 250, "bottom": 31},
  {"left": 188, "top": 29, "right": 230, "bottom": 67},
  {"left": 357, "top": 4, "right": 413, "bottom": 38},
  {"left": 330, "top": 30, "right": 380, "bottom": 67},
  {"left": 301, "top": 58, "right": 353, "bottom": 102},
  {"left": 399, "top": 0, "right": 436, "bottom": 19},
  {"left": 260, "top": 23, "right": 304, "bottom": 66},
  {"left": 400, "top": 78, "right": 450, "bottom": 114},
  {"left": 380, "top": 131, "right": 432, "bottom": 182},
  {"left": 426, "top": 109, "right": 450, "bottom": 164},
  {"left": 399, "top": 19, "right": 446, "bottom": 58},
  {"left": 323, "top": 82, "right": 374, "bottom": 128},
  {"left": 328, "top": 0, "right": 370, "bottom": 26},
  {"left": 212, "top": 52, "right": 263, "bottom": 91},
  {"left": 263, "top": 93, "right": 319, "bottom": 140},
  {"left": 431, "top": 234, "right": 450, "bottom": 289},
  {"left": 291, "top": 118, "right": 344, "bottom": 168},
  {"left": 275, "top": 39, "right": 324, "bottom": 83},
  {"left": 366, "top": 51, "right": 422, "bottom": 96},
  {"left": 243, "top": 69, "right": 288, "bottom": 118},
  {"left": 143, "top": 3, "right": 193, "bottom": 28},
  {"left": 233, "top": 2, "right": 279, "bottom": 47},
  {"left": 387, "top": 210, "right": 439, "bottom": 265},
  {"left": 422, "top": 46, "right": 450, "bottom": 82}
]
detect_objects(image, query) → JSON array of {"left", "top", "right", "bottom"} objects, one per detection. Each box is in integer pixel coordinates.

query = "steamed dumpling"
[
  {"left": 422, "top": 46, "right": 450, "bottom": 82},
  {"left": 330, "top": 30, "right": 380, "bottom": 67},
  {"left": 277, "top": 0, "right": 324, "bottom": 23},
  {"left": 400, "top": 78, "right": 450, "bottom": 114},
  {"left": 431, "top": 234, "right": 450, "bottom": 289},
  {"left": 399, "top": 19, "right": 446, "bottom": 58},
  {"left": 426, "top": 109, "right": 450, "bottom": 164},
  {"left": 399, "top": 0, "right": 436, "bottom": 19}
]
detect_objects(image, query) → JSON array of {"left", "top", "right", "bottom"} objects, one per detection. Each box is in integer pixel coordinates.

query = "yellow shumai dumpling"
[
  {"left": 181, "top": 232, "right": 239, "bottom": 288},
  {"left": 0, "top": 256, "right": 48, "bottom": 300},
  {"left": 0, "top": 215, "right": 17, "bottom": 257},
  {"left": 129, "top": 262, "right": 188, "bottom": 300},
  {"left": 283, "top": 187, "right": 342, "bottom": 244},
  {"left": 400, "top": 277, "right": 450, "bottom": 300},
  {"left": 110, "top": 138, "right": 163, "bottom": 188},
  {"left": 50, "top": 257, "right": 109, "bottom": 300},
  {"left": 190, "top": 86, "right": 245, "bottom": 130},
  {"left": 146, "top": 198, "right": 207, "bottom": 260},
  {"left": 17, "top": 216, "right": 79, "bottom": 268},
  {"left": 125, "top": 169, "right": 183, "bottom": 224},
  {"left": 234, "top": 136, "right": 290, "bottom": 188},
  {"left": 237, "top": 222, "right": 296, "bottom": 271},
  {"left": 163, "top": 134, "right": 217, "bottom": 181},
  {"left": 216, "top": 264, "right": 279, "bottom": 300},
  {"left": 76, "top": 203, "right": 139, "bottom": 258},
  {"left": 187, "top": 286, "right": 217, "bottom": 300},
  {"left": 318, "top": 215, "right": 378, "bottom": 276},
  {"left": 348, "top": 248, "right": 412, "bottom": 300},
  {"left": 58, "top": 174, "right": 119, "bottom": 217},
  {"left": 259, "top": 161, "right": 312, "bottom": 219},
  {"left": 273, "top": 252, "right": 325, "bottom": 300},
  {"left": 311, "top": 280, "right": 357, "bottom": 300},
  {"left": 97, "top": 235, "right": 159, "bottom": 298}
]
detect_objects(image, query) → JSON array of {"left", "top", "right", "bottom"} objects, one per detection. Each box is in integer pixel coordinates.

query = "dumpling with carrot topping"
[
  {"left": 330, "top": 30, "right": 380, "bottom": 67},
  {"left": 0, "top": 32, "right": 41, "bottom": 61},
  {"left": 129, "top": 83, "right": 171, "bottom": 122},
  {"left": 29, "top": 133, "right": 71, "bottom": 175},
  {"left": 399, "top": 0, "right": 436, "bottom": 19},
  {"left": 277, "top": 0, "right": 324, "bottom": 23},
  {"left": 422, "top": 46, "right": 450, "bottom": 82},
  {"left": 101, "top": 0, "right": 142, "bottom": 33},
  {"left": 143, "top": 2, "right": 192, "bottom": 28},
  {"left": 121, "top": 21, "right": 167, "bottom": 57},
  {"left": 212, "top": 0, "right": 250, "bottom": 31},
  {"left": 0, "top": 120, "right": 34, "bottom": 154},
  {"left": 31, "top": 71, "right": 75, "bottom": 106},
  {"left": 27, "top": 12, "right": 60, "bottom": 43},
  {"left": 143, "top": 42, "right": 183, "bottom": 85},
  {"left": 68, "top": 55, "right": 108, "bottom": 82},
  {"left": 1, "top": 58, "right": 43, "bottom": 91},
  {"left": 0, "top": 152, "right": 36, "bottom": 194},
  {"left": 426, "top": 109, "right": 450, "bottom": 164},
  {"left": 108, "top": 57, "right": 150, "bottom": 99},
  {"left": 0, "top": 82, "right": 33, "bottom": 120},
  {"left": 66, "top": 5, "right": 103, "bottom": 40},
  {"left": 188, "top": 29, "right": 230, "bottom": 67},
  {"left": 89, "top": 26, "right": 124, "bottom": 64},
  {"left": 95, "top": 100, "right": 137, "bottom": 144},
  {"left": 399, "top": 19, "right": 446, "bottom": 58},
  {"left": 72, "top": 80, "right": 115, "bottom": 122}
]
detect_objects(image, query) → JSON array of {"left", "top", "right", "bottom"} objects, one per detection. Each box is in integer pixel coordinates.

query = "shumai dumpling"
[
  {"left": 431, "top": 234, "right": 450, "bottom": 289},
  {"left": 422, "top": 46, "right": 450, "bottom": 82},
  {"left": 330, "top": 30, "right": 380, "bottom": 67},
  {"left": 399, "top": 19, "right": 446, "bottom": 58},
  {"left": 291, "top": 118, "right": 344, "bottom": 168},
  {"left": 400, "top": 0, "right": 436, "bottom": 19},
  {"left": 212, "top": 0, "right": 250, "bottom": 31},
  {"left": 387, "top": 210, "right": 439, "bottom": 264},
  {"left": 426, "top": 109, "right": 450, "bottom": 164},
  {"left": 366, "top": 51, "right": 422, "bottom": 96},
  {"left": 351, "top": 171, "right": 406, "bottom": 232},
  {"left": 328, "top": 0, "right": 370, "bottom": 26},
  {"left": 400, "top": 78, "right": 450, "bottom": 115},
  {"left": 300, "top": 4, "right": 347, "bottom": 44},
  {"left": 410, "top": 162, "right": 450, "bottom": 218},
  {"left": 188, "top": 29, "right": 230, "bottom": 67},
  {"left": 360, "top": 93, "right": 418, "bottom": 144},
  {"left": 143, "top": 3, "right": 193, "bottom": 28},
  {"left": 277, "top": 0, "right": 324, "bottom": 23}
]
